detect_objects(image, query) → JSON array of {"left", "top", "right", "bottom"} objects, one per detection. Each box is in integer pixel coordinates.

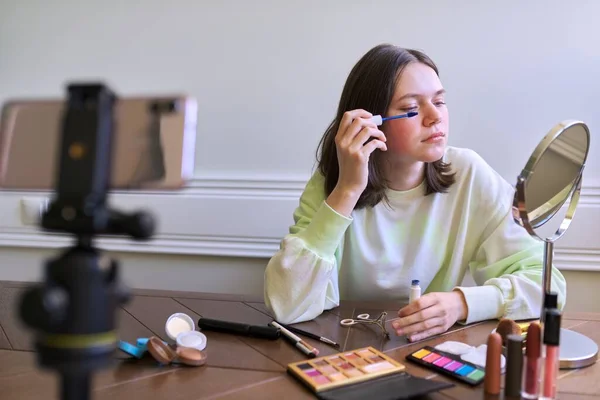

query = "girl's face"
[{"left": 381, "top": 62, "right": 449, "bottom": 164}]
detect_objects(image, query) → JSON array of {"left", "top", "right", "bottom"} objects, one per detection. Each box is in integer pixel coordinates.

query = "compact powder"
[
  {"left": 176, "top": 331, "right": 207, "bottom": 351},
  {"left": 165, "top": 313, "right": 195, "bottom": 340},
  {"left": 147, "top": 336, "right": 177, "bottom": 364},
  {"left": 176, "top": 347, "right": 207, "bottom": 367},
  {"left": 169, "top": 318, "right": 191, "bottom": 336}
]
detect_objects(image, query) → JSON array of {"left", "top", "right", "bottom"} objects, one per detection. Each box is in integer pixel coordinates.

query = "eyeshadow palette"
[
  {"left": 405, "top": 346, "right": 486, "bottom": 386},
  {"left": 287, "top": 346, "right": 454, "bottom": 400}
]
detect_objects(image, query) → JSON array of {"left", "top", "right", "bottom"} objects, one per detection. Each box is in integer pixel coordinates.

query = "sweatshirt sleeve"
[
  {"left": 453, "top": 156, "right": 567, "bottom": 324},
  {"left": 263, "top": 172, "right": 353, "bottom": 324}
]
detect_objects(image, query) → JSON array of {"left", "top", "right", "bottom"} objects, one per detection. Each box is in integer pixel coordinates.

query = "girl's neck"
[{"left": 382, "top": 157, "right": 425, "bottom": 192}]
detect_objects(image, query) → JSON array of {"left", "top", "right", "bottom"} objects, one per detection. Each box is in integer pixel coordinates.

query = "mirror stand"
[
  {"left": 517, "top": 171, "right": 598, "bottom": 369},
  {"left": 543, "top": 243, "right": 599, "bottom": 369}
]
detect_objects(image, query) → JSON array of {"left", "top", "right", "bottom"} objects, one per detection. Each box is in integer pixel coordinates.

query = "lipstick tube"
[
  {"left": 484, "top": 332, "right": 502, "bottom": 395},
  {"left": 540, "top": 308, "right": 561, "bottom": 400}
]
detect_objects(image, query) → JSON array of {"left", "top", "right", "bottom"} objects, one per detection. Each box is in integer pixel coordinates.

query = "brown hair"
[{"left": 316, "top": 44, "right": 456, "bottom": 209}]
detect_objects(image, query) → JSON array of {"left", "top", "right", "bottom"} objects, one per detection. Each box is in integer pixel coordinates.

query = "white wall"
[{"left": 1, "top": 0, "right": 599, "bottom": 311}]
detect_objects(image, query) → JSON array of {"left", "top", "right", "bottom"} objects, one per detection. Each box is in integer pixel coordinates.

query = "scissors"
[{"left": 340, "top": 312, "right": 390, "bottom": 338}]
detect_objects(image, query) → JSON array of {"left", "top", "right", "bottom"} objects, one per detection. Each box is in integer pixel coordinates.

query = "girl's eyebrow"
[{"left": 395, "top": 88, "right": 446, "bottom": 102}]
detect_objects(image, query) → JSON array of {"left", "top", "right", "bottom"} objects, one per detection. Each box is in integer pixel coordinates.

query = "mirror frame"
[{"left": 512, "top": 120, "right": 590, "bottom": 242}]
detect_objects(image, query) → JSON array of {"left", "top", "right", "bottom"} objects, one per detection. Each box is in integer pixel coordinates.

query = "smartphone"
[{"left": 0, "top": 94, "right": 197, "bottom": 190}]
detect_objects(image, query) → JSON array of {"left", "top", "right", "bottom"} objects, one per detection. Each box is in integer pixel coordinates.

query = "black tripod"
[{"left": 18, "top": 83, "right": 155, "bottom": 400}]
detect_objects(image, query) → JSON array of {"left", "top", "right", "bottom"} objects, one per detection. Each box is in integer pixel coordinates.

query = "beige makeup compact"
[
  {"left": 165, "top": 312, "right": 207, "bottom": 352},
  {"left": 146, "top": 336, "right": 208, "bottom": 367}
]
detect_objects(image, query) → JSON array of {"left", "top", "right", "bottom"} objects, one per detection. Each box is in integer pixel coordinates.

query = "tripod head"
[{"left": 18, "top": 83, "right": 155, "bottom": 400}]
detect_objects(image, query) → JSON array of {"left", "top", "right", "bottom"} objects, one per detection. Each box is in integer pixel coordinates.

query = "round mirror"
[{"left": 513, "top": 120, "right": 590, "bottom": 240}]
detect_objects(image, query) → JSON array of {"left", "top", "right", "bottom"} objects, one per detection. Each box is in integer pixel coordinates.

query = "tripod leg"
[{"left": 61, "top": 373, "right": 91, "bottom": 400}]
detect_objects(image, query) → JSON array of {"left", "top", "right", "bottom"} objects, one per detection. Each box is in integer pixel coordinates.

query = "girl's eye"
[
  {"left": 401, "top": 106, "right": 418, "bottom": 112},
  {"left": 435, "top": 101, "right": 446, "bottom": 106}
]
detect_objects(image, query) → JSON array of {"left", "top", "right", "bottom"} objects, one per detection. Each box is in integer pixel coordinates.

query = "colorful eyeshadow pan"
[
  {"left": 343, "top": 368, "right": 364, "bottom": 377},
  {"left": 422, "top": 352, "right": 440, "bottom": 363},
  {"left": 328, "top": 372, "right": 348, "bottom": 382},
  {"left": 433, "top": 356, "right": 451, "bottom": 367},
  {"left": 320, "top": 365, "right": 337, "bottom": 375},
  {"left": 351, "top": 358, "right": 368, "bottom": 367},
  {"left": 287, "top": 346, "right": 406, "bottom": 393},
  {"left": 405, "top": 346, "right": 486, "bottom": 386},
  {"left": 327, "top": 357, "right": 343, "bottom": 366}
]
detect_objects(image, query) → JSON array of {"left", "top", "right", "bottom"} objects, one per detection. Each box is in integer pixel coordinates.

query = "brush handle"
[
  {"left": 197, "top": 317, "right": 280, "bottom": 340},
  {"left": 370, "top": 111, "right": 418, "bottom": 126}
]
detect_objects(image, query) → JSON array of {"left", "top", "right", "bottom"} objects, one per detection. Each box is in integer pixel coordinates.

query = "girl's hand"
[
  {"left": 392, "top": 291, "right": 468, "bottom": 342},
  {"left": 334, "top": 109, "right": 387, "bottom": 197}
]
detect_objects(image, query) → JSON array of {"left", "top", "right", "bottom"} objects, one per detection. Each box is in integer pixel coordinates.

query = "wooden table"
[{"left": 1, "top": 280, "right": 599, "bottom": 400}]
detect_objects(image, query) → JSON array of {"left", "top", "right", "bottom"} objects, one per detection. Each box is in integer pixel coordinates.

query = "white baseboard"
[{"left": 1, "top": 175, "right": 598, "bottom": 271}]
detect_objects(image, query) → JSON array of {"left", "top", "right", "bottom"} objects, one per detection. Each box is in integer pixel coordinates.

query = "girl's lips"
[{"left": 422, "top": 132, "right": 445, "bottom": 142}]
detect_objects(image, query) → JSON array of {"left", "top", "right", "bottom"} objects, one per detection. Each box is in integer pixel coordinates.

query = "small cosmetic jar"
[{"left": 165, "top": 312, "right": 207, "bottom": 351}]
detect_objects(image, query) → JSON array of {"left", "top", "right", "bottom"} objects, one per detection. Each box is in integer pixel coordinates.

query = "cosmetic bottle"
[
  {"left": 540, "top": 308, "right": 561, "bottom": 400},
  {"left": 521, "top": 322, "right": 542, "bottom": 399},
  {"left": 409, "top": 280, "right": 421, "bottom": 303},
  {"left": 505, "top": 334, "right": 524, "bottom": 397}
]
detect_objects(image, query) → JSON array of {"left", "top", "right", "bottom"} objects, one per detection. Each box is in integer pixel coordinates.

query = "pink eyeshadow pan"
[
  {"left": 433, "top": 356, "right": 451, "bottom": 367},
  {"left": 444, "top": 361, "right": 462, "bottom": 372},
  {"left": 423, "top": 353, "right": 440, "bottom": 363},
  {"left": 339, "top": 362, "right": 353, "bottom": 369},
  {"left": 312, "top": 375, "right": 330, "bottom": 385},
  {"left": 320, "top": 365, "right": 337, "bottom": 375}
]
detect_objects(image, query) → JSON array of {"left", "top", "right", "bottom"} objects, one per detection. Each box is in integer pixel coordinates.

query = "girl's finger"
[
  {"left": 393, "top": 305, "right": 444, "bottom": 332},
  {"left": 407, "top": 324, "right": 448, "bottom": 342},
  {"left": 398, "top": 293, "right": 439, "bottom": 318}
]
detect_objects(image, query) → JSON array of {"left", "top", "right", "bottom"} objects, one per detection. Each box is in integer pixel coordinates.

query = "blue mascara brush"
[{"left": 370, "top": 111, "right": 418, "bottom": 126}]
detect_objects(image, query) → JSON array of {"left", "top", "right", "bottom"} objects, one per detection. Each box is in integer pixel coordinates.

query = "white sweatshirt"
[{"left": 264, "top": 146, "right": 567, "bottom": 325}]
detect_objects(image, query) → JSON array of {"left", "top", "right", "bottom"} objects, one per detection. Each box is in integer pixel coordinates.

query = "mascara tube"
[{"left": 197, "top": 317, "right": 281, "bottom": 340}]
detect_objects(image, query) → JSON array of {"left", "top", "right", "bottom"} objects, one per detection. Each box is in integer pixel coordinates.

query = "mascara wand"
[{"left": 370, "top": 111, "right": 418, "bottom": 126}]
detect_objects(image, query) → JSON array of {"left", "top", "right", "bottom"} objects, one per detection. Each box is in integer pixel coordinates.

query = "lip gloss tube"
[
  {"left": 540, "top": 308, "right": 562, "bottom": 400},
  {"left": 521, "top": 322, "right": 542, "bottom": 399}
]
